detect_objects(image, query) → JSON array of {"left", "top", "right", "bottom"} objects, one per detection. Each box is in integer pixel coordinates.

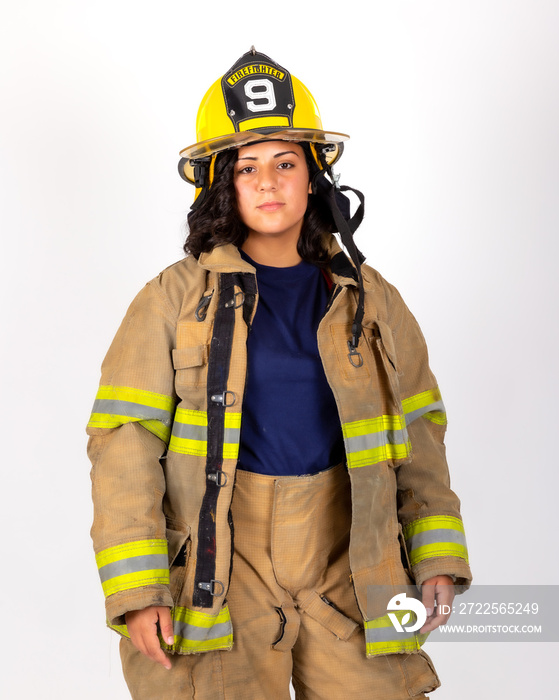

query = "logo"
[
  {"left": 387, "top": 593, "right": 427, "bottom": 633},
  {"left": 226, "top": 64, "right": 286, "bottom": 86}
]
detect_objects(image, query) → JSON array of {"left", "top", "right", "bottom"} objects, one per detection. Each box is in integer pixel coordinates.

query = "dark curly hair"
[{"left": 184, "top": 144, "right": 336, "bottom": 266}]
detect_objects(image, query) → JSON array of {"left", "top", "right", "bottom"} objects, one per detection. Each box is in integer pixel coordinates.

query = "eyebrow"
[{"left": 237, "top": 150, "right": 301, "bottom": 162}]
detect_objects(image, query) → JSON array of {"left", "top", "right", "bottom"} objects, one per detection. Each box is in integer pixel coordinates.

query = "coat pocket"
[
  {"left": 173, "top": 322, "right": 210, "bottom": 389},
  {"left": 365, "top": 320, "right": 403, "bottom": 416},
  {"left": 166, "top": 522, "right": 191, "bottom": 603}
]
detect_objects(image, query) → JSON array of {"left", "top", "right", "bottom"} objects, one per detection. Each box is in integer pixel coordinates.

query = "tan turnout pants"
[{"left": 121, "top": 463, "right": 440, "bottom": 699}]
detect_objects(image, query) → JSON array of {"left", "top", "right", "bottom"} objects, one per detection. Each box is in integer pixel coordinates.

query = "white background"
[{"left": 1, "top": 1, "right": 558, "bottom": 698}]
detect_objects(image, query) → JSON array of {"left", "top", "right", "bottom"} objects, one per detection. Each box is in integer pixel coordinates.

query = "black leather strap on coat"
[{"left": 193, "top": 271, "right": 257, "bottom": 608}]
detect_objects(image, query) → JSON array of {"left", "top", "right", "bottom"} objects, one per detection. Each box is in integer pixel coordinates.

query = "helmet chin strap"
[
  {"left": 179, "top": 156, "right": 214, "bottom": 211},
  {"left": 312, "top": 149, "right": 366, "bottom": 360}
]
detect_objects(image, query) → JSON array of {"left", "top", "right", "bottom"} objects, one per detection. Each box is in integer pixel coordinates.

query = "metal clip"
[
  {"left": 195, "top": 292, "right": 213, "bottom": 321},
  {"left": 210, "top": 391, "right": 237, "bottom": 407},
  {"left": 208, "top": 471, "right": 228, "bottom": 487},
  {"left": 224, "top": 291, "right": 245, "bottom": 309},
  {"left": 347, "top": 340, "right": 363, "bottom": 368},
  {"left": 198, "top": 579, "right": 225, "bottom": 596}
]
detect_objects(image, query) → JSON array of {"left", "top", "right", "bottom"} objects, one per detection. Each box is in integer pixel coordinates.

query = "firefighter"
[{"left": 88, "top": 48, "right": 472, "bottom": 699}]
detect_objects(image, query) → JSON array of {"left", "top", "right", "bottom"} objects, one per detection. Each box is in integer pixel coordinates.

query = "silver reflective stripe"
[
  {"left": 98, "top": 554, "right": 169, "bottom": 583},
  {"left": 365, "top": 625, "right": 416, "bottom": 645},
  {"left": 224, "top": 426, "right": 241, "bottom": 443},
  {"left": 92, "top": 398, "right": 172, "bottom": 424},
  {"left": 171, "top": 423, "right": 240, "bottom": 444},
  {"left": 345, "top": 427, "right": 409, "bottom": 453},
  {"left": 407, "top": 527, "right": 467, "bottom": 552},
  {"left": 174, "top": 619, "right": 232, "bottom": 642},
  {"left": 171, "top": 422, "right": 207, "bottom": 442},
  {"left": 405, "top": 400, "right": 445, "bottom": 425}
]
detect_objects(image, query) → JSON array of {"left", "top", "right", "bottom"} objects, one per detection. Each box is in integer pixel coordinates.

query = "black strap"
[{"left": 193, "top": 272, "right": 257, "bottom": 607}]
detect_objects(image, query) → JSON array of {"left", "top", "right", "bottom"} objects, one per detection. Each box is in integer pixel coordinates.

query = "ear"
[{"left": 308, "top": 181, "right": 313, "bottom": 194}]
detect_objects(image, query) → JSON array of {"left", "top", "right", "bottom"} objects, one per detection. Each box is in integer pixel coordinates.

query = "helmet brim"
[{"left": 179, "top": 129, "right": 349, "bottom": 184}]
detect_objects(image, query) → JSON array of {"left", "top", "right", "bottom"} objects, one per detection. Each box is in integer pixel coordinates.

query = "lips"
[{"left": 257, "top": 201, "right": 285, "bottom": 212}]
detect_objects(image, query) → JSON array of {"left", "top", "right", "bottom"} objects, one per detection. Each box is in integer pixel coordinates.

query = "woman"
[{"left": 88, "top": 49, "right": 472, "bottom": 699}]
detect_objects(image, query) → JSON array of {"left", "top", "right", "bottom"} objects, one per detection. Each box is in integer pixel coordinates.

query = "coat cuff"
[
  {"left": 412, "top": 555, "right": 472, "bottom": 593},
  {"left": 105, "top": 585, "right": 175, "bottom": 627}
]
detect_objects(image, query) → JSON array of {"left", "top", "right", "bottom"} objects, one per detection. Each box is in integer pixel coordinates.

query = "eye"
[
  {"left": 277, "top": 161, "right": 295, "bottom": 170},
  {"left": 237, "top": 165, "right": 256, "bottom": 175}
]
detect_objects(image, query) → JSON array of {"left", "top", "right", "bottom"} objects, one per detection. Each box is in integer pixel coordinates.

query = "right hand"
[{"left": 125, "top": 606, "right": 174, "bottom": 670}]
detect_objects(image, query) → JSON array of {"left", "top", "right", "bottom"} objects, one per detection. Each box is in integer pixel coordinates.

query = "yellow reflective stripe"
[
  {"left": 101, "top": 569, "right": 169, "bottom": 597},
  {"left": 342, "top": 415, "right": 411, "bottom": 468},
  {"left": 167, "top": 605, "right": 233, "bottom": 653},
  {"left": 94, "top": 385, "right": 174, "bottom": 411},
  {"left": 87, "top": 414, "right": 172, "bottom": 442},
  {"left": 96, "top": 540, "right": 168, "bottom": 567},
  {"left": 409, "top": 541, "right": 468, "bottom": 564},
  {"left": 402, "top": 387, "right": 447, "bottom": 425},
  {"left": 87, "top": 385, "right": 175, "bottom": 442},
  {"left": 403, "top": 515, "right": 469, "bottom": 566},
  {"left": 404, "top": 515, "right": 465, "bottom": 537},
  {"left": 109, "top": 605, "right": 234, "bottom": 653},
  {"left": 138, "top": 419, "right": 172, "bottom": 443},
  {"left": 95, "top": 539, "right": 169, "bottom": 598},
  {"left": 343, "top": 414, "right": 406, "bottom": 437},
  {"left": 422, "top": 410, "right": 447, "bottom": 425},
  {"left": 402, "top": 387, "right": 442, "bottom": 415},
  {"left": 346, "top": 442, "right": 412, "bottom": 469},
  {"left": 111, "top": 622, "right": 128, "bottom": 637},
  {"left": 169, "top": 409, "right": 241, "bottom": 459},
  {"left": 364, "top": 614, "right": 428, "bottom": 656}
]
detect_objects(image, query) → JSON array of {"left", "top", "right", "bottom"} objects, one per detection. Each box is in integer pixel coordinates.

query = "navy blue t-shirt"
[{"left": 237, "top": 250, "right": 345, "bottom": 475}]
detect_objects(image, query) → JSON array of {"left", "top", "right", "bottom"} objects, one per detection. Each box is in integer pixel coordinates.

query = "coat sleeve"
[
  {"left": 382, "top": 280, "right": 473, "bottom": 590},
  {"left": 87, "top": 278, "right": 178, "bottom": 627}
]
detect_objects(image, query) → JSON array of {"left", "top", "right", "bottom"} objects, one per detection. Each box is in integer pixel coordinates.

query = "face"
[{"left": 233, "top": 140, "right": 311, "bottom": 245}]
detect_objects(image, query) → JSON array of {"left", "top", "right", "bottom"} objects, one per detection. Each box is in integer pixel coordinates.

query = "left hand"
[{"left": 420, "top": 575, "right": 455, "bottom": 633}]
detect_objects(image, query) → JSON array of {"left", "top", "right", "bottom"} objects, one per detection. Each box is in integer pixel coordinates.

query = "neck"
[{"left": 241, "top": 235, "right": 302, "bottom": 268}]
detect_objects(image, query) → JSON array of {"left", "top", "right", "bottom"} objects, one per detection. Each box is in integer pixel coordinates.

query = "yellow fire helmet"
[{"left": 178, "top": 48, "right": 349, "bottom": 205}]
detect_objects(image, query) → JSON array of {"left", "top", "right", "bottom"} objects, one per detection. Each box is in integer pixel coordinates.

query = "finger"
[
  {"left": 158, "top": 607, "right": 175, "bottom": 646},
  {"left": 421, "top": 583, "right": 436, "bottom": 618},
  {"left": 436, "top": 584, "right": 455, "bottom": 609},
  {"left": 420, "top": 590, "right": 454, "bottom": 633},
  {"left": 143, "top": 633, "right": 172, "bottom": 670}
]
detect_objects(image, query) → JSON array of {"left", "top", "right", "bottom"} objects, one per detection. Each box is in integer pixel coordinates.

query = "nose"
[{"left": 256, "top": 164, "right": 278, "bottom": 191}]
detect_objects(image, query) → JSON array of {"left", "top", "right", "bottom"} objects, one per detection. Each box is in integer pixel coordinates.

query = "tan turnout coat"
[{"left": 87, "top": 236, "right": 472, "bottom": 658}]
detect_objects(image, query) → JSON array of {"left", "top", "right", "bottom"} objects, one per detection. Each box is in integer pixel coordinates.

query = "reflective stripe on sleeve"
[
  {"left": 169, "top": 408, "right": 241, "bottom": 459},
  {"left": 364, "top": 613, "right": 428, "bottom": 656},
  {"left": 167, "top": 605, "right": 233, "bottom": 653},
  {"left": 88, "top": 385, "right": 175, "bottom": 443},
  {"left": 402, "top": 387, "right": 446, "bottom": 426},
  {"left": 110, "top": 604, "right": 234, "bottom": 653},
  {"left": 342, "top": 388, "right": 447, "bottom": 469},
  {"left": 342, "top": 415, "right": 411, "bottom": 469},
  {"left": 95, "top": 539, "right": 169, "bottom": 598},
  {"left": 403, "top": 515, "right": 469, "bottom": 566}
]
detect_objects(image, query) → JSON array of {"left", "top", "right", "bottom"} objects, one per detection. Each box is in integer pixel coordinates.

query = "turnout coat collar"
[{"left": 87, "top": 236, "right": 471, "bottom": 657}]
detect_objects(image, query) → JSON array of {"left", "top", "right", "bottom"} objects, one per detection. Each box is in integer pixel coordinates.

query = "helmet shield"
[{"left": 222, "top": 51, "right": 296, "bottom": 133}]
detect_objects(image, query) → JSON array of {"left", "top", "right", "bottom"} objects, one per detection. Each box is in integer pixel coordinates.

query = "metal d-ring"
[
  {"left": 224, "top": 291, "right": 245, "bottom": 309},
  {"left": 347, "top": 340, "right": 363, "bottom": 368}
]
